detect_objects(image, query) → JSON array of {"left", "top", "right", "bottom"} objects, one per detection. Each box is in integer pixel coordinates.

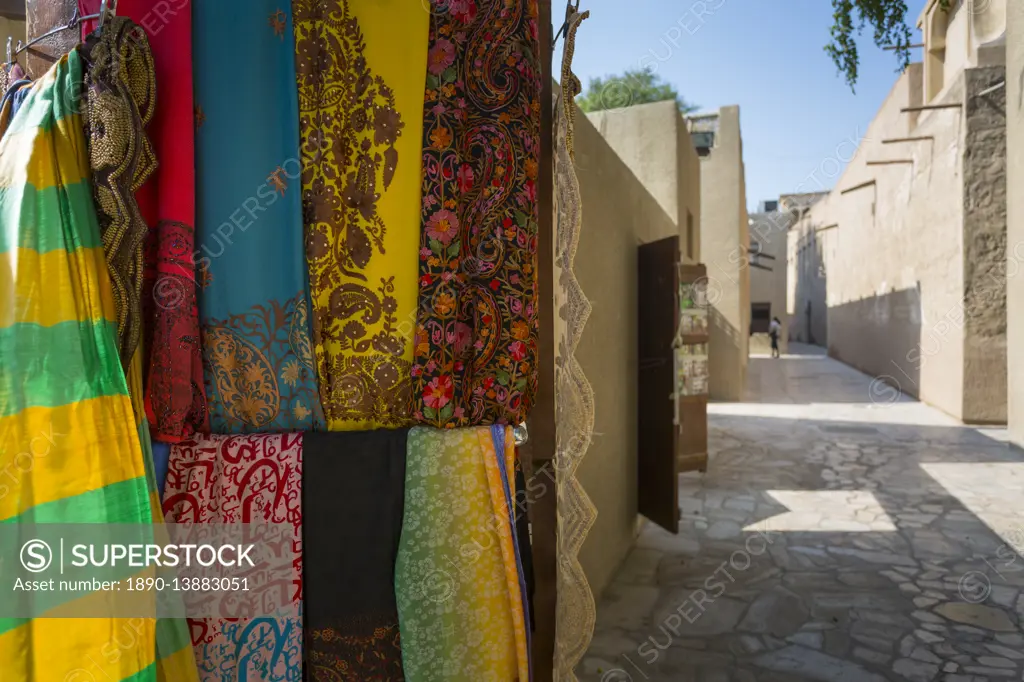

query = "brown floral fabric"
[{"left": 410, "top": 0, "right": 543, "bottom": 428}]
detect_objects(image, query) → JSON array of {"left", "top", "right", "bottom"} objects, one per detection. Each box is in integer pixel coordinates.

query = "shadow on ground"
[{"left": 582, "top": 349, "right": 1024, "bottom": 682}]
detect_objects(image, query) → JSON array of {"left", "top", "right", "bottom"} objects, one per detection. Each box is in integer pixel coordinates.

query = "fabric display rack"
[{"left": 1, "top": 0, "right": 597, "bottom": 680}]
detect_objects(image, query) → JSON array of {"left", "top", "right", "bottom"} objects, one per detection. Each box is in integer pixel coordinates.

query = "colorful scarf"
[
  {"left": 292, "top": 0, "right": 426, "bottom": 430},
  {"left": 162, "top": 434, "right": 304, "bottom": 681},
  {"left": 410, "top": 0, "right": 543, "bottom": 428},
  {"left": 83, "top": 0, "right": 209, "bottom": 443},
  {"left": 0, "top": 50, "right": 196, "bottom": 682},
  {"left": 193, "top": 0, "right": 324, "bottom": 433},
  {"left": 303, "top": 430, "right": 407, "bottom": 680},
  {"left": 395, "top": 426, "right": 529, "bottom": 682}
]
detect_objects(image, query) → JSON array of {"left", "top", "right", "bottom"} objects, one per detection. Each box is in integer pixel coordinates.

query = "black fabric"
[
  {"left": 515, "top": 460, "right": 536, "bottom": 632},
  {"left": 302, "top": 429, "right": 408, "bottom": 682}
]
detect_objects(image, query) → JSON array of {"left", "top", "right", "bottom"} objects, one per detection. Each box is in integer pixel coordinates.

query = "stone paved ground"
[{"left": 582, "top": 344, "right": 1024, "bottom": 682}]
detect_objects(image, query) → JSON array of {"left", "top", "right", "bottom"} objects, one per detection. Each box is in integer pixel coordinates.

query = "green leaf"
[
  {"left": 514, "top": 210, "right": 529, "bottom": 227},
  {"left": 514, "top": 378, "right": 528, "bottom": 391},
  {"left": 423, "top": 406, "right": 437, "bottom": 420},
  {"left": 439, "top": 402, "right": 455, "bottom": 422},
  {"left": 441, "top": 66, "right": 458, "bottom": 84},
  {"left": 426, "top": 73, "right": 440, "bottom": 90},
  {"left": 429, "top": 238, "right": 443, "bottom": 254},
  {"left": 447, "top": 241, "right": 460, "bottom": 258},
  {"left": 496, "top": 370, "right": 511, "bottom": 387}
]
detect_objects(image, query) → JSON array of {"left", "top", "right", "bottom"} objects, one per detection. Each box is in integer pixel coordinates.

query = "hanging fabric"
[
  {"left": 0, "top": 49, "right": 197, "bottom": 682},
  {"left": 193, "top": 0, "right": 324, "bottom": 433},
  {"left": 395, "top": 426, "right": 529, "bottom": 682},
  {"left": 0, "top": 63, "right": 31, "bottom": 137},
  {"left": 162, "top": 434, "right": 304, "bottom": 681},
  {"left": 80, "top": 0, "right": 209, "bottom": 444},
  {"left": 292, "top": 0, "right": 426, "bottom": 431},
  {"left": 410, "top": 0, "right": 543, "bottom": 428},
  {"left": 81, "top": 15, "right": 157, "bottom": 372},
  {"left": 551, "top": 9, "right": 596, "bottom": 682},
  {"left": 303, "top": 430, "right": 407, "bottom": 680}
]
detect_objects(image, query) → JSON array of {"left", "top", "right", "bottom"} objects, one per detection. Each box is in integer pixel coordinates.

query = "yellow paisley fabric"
[{"left": 294, "top": 0, "right": 427, "bottom": 430}]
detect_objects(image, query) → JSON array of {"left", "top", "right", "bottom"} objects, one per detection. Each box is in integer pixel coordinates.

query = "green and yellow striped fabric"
[{"left": 0, "top": 50, "right": 197, "bottom": 682}]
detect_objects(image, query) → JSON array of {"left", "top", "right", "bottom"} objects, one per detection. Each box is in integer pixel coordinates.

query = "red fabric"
[
  {"left": 80, "top": 0, "right": 207, "bottom": 440},
  {"left": 162, "top": 434, "right": 304, "bottom": 680}
]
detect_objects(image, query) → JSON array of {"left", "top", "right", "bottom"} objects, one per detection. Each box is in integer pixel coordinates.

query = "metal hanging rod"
[{"left": 13, "top": 0, "right": 116, "bottom": 57}]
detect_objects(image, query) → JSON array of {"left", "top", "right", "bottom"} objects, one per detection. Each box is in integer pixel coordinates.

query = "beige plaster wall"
[
  {"left": 803, "top": 58, "right": 1007, "bottom": 423},
  {"left": 677, "top": 111, "right": 702, "bottom": 262},
  {"left": 813, "top": 63, "right": 967, "bottom": 417},
  {"left": 587, "top": 100, "right": 702, "bottom": 262},
  {"left": 0, "top": 17, "right": 25, "bottom": 48},
  {"left": 1005, "top": 0, "right": 1024, "bottom": 443},
  {"left": 572, "top": 105, "right": 682, "bottom": 600},
  {"left": 697, "top": 106, "right": 749, "bottom": 400}
]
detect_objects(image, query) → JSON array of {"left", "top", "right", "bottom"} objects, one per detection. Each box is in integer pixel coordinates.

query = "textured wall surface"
[
  {"left": 961, "top": 66, "right": 1008, "bottom": 423},
  {"left": 1006, "top": 0, "right": 1024, "bottom": 443},
  {"left": 573, "top": 105, "right": 684, "bottom": 600}
]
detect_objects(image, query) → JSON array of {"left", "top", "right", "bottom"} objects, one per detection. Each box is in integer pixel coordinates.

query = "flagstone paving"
[{"left": 581, "top": 344, "right": 1024, "bottom": 682}]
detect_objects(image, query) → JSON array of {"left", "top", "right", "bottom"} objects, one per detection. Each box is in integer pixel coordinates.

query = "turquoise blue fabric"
[{"left": 192, "top": 0, "right": 324, "bottom": 434}]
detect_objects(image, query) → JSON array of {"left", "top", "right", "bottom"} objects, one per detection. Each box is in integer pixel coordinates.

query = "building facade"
[
  {"left": 689, "top": 106, "right": 750, "bottom": 400},
  {"left": 576, "top": 100, "right": 703, "bottom": 598},
  {"left": 749, "top": 203, "right": 791, "bottom": 354},
  {"left": 793, "top": 0, "right": 1007, "bottom": 423}
]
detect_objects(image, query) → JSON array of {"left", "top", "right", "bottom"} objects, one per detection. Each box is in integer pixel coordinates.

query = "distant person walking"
[{"left": 768, "top": 317, "right": 781, "bottom": 358}]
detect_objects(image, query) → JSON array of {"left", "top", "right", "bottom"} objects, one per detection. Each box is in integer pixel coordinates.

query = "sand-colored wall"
[
  {"left": 798, "top": 59, "right": 1006, "bottom": 423},
  {"left": 587, "top": 100, "right": 702, "bottom": 262},
  {"left": 1007, "top": 0, "right": 1024, "bottom": 443},
  {"left": 572, "top": 105, "right": 683, "bottom": 599},
  {"left": 697, "top": 106, "right": 749, "bottom": 400}
]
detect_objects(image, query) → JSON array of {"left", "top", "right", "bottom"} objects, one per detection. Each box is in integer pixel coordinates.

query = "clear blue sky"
[{"left": 556, "top": 0, "right": 929, "bottom": 212}]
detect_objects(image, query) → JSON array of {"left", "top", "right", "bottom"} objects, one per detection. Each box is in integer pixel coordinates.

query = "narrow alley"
[{"left": 583, "top": 345, "right": 1024, "bottom": 682}]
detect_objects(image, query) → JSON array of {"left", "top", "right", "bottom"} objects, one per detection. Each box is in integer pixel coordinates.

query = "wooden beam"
[
  {"left": 901, "top": 103, "right": 962, "bottom": 113},
  {"left": 530, "top": 1, "right": 556, "bottom": 680},
  {"left": 841, "top": 179, "right": 876, "bottom": 195},
  {"left": 882, "top": 136, "right": 934, "bottom": 144},
  {"left": 24, "top": 0, "right": 77, "bottom": 79},
  {"left": 882, "top": 43, "right": 924, "bottom": 50},
  {"left": 866, "top": 159, "right": 914, "bottom": 166}
]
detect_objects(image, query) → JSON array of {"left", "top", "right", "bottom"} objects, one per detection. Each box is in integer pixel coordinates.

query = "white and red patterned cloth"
[{"left": 162, "top": 434, "right": 303, "bottom": 682}]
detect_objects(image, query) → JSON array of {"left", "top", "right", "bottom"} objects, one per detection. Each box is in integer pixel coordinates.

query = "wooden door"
[{"left": 638, "top": 236, "right": 680, "bottom": 534}]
